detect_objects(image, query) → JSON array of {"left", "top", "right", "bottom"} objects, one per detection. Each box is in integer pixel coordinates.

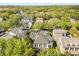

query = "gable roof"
[
  {"left": 21, "top": 16, "right": 33, "bottom": 23},
  {"left": 53, "top": 29, "right": 66, "bottom": 34},
  {"left": 0, "top": 27, "right": 27, "bottom": 39},
  {"left": 10, "top": 27, "right": 27, "bottom": 38},
  {"left": 0, "top": 32, "right": 15, "bottom": 40},
  {"left": 36, "top": 17, "right": 43, "bottom": 20},
  {"left": 53, "top": 29, "right": 79, "bottom": 47},
  {"left": 30, "top": 30, "right": 53, "bottom": 44},
  {"left": 20, "top": 16, "right": 33, "bottom": 29}
]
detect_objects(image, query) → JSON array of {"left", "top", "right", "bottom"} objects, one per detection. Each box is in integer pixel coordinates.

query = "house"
[
  {"left": 36, "top": 17, "right": 43, "bottom": 23},
  {"left": 70, "top": 18, "right": 75, "bottom": 24},
  {"left": 53, "top": 29, "right": 79, "bottom": 56},
  {"left": 20, "top": 10, "right": 23, "bottom": 14},
  {"left": 20, "top": 16, "right": 33, "bottom": 29},
  {"left": 0, "top": 32, "right": 16, "bottom": 40},
  {"left": 30, "top": 30, "right": 53, "bottom": 49},
  {"left": 0, "top": 28, "right": 5, "bottom": 36},
  {"left": 9, "top": 27, "right": 27, "bottom": 38},
  {"left": 70, "top": 18, "right": 79, "bottom": 24},
  {"left": 1, "top": 27, "right": 27, "bottom": 39},
  {"left": 16, "top": 10, "right": 23, "bottom": 15}
]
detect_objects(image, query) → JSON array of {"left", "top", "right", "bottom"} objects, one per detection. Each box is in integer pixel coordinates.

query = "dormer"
[{"left": 36, "top": 17, "right": 43, "bottom": 23}]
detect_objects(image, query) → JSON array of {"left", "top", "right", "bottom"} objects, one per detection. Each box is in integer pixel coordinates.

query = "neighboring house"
[
  {"left": 1, "top": 27, "right": 27, "bottom": 39},
  {"left": 20, "top": 10, "right": 23, "bottom": 14},
  {"left": 70, "top": 18, "right": 79, "bottom": 24},
  {"left": 0, "top": 28, "right": 5, "bottom": 36},
  {"left": 53, "top": 29, "right": 79, "bottom": 56},
  {"left": 36, "top": 17, "right": 43, "bottom": 23},
  {"left": 10, "top": 27, "right": 27, "bottom": 38},
  {"left": 0, "top": 17, "right": 3, "bottom": 22},
  {"left": 0, "top": 32, "right": 16, "bottom": 40},
  {"left": 16, "top": 10, "right": 23, "bottom": 15},
  {"left": 70, "top": 18, "right": 75, "bottom": 24},
  {"left": 30, "top": 30, "right": 53, "bottom": 49},
  {"left": 20, "top": 16, "right": 33, "bottom": 29}
]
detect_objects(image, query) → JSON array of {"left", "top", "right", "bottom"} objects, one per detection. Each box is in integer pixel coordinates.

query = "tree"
[
  {"left": 0, "top": 14, "right": 21, "bottom": 30},
  {"left": 59, "top": 20, "right": 71, "bottom": 30},
  {"left": 0, "top": 21, "right": 11, "bottom": 30},
  {"left": 32, "top": 22, "right": 43, "bottom": 29},
  {"left": 47, "top": 48, "right": 62, "bottom": 56},
  {"left": 0, "top": 12, "right": 9, "bottom": 20},
  {"left": 37, "top": 49, "right": 47, "bottom": 56},
  {"left": 46, "top": 18, "right": 60, "bottom": 29},
  {"left": 41, "top": 21, "right": 48, "bottom": 29},
  {"left": 9, "top": 14, "right": 21, "bottom": 26},
  {"left": 69, "top": 27, "right": 79, "bottom": 38},
  {"left": 0, "top": 39, "right": 6, "bottom": 56},
  {"left": 73, "top": 21, "right": 79, "bottom": 30},
  {"left": 0, "top": 37, "right": 35, "bottom": 56},
  {"left": 63, "top": 51, "right": 71, "bottom": 56},
  {"left": 38, "top": 47, "right": 62, "bottom": 56}
]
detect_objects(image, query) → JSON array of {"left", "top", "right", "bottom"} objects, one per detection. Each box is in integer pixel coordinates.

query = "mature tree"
[
  {"left": 38, "top": 47, "right": 62, "bottom": 56},
  {"left": 69, "top": 27, "right": 79, "bottom": 38},
  {"left": 47, "top": 48, "right": 62, "bottom": 56},
  {"left": 41, "top": 21, "right": 48, "bottom": 29},
  {"left": 0, "top": 21, "right": 11, "bottom": 30},
  {"left": 63, "top": 51, "right": 71, "bottom": 56},
  {"left": 9, "top": 14, "right": 21, "bottom": 26},
  {"left": 59, "top": 20, "right": 71, "bottom": 30},
  {"left": 37, "top": 49, "right": 47, "bottom": 56},
  {"left": 73, "top": 21, "right": 79, "bottom": 30},
  {"left": 0, "top": 14, "right": 21, "bottom": 30},
  {"left": 32, "top": 22, "right": 43, "bottom": 29},
  {"left": 0, "top": 39, "right": 6, "bottom": 56},
  {"left": 0, "top": 37, "right": 35, "bottom": 56},
  {"left": 0, "top": 12, "right": 9, "bottom": 20},
  {"left": 46, "top": 18, "right": 60, "bottom": 29}
]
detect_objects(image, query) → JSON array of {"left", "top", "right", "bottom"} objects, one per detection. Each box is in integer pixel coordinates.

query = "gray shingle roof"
[
  {"left": 21, "top": 16, "right": 33, "bottom": 23},
  {"left": 53, "top": 29, "right": 79, "bottom": 47},
  {"left": 0, "top": 28, "right": 5, "bottom": 36},
  {"left": 53, "top": 29, "right": 66, "bottom": 34},
  {"left": 20, "top": 16, "right": 33, "bottom": 29},
  {"left": 0, "top": 27, "right": 27, "bottom": 39},
  {"left": 11, "top": 27, "right": 27, "bottom": 38},
  {"left": 0, "top": 32, "right": 15, "bottom": 39},
  {"left": 30, "top": 30, "right": 53, "bottom": 44}
]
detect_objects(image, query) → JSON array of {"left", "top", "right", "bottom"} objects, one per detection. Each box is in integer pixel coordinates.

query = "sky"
[{"left": 0, "top": 0, "right": 79, "bottom": 5}]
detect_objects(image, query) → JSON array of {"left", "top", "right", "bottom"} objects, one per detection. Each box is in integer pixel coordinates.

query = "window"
[
  {"left": 44, "top": 44, "right": 47, "bottom": 48},
  {"left": 35, "top": 44, "right": 38, "bottom": 47},
  {"left": 35, "top": 44, "right": 37, "bottom": 47},
  {"left": 48, "top": 45, "right": 51, "bottom": 48},
  {"left": 70, "top": 47, "right": 74, "bottom": 51},
  {"left": 75, "top": 48, "right": 79, "bottom": 51},
  {"left": 63, "top": 33, "right": 66, "bottom": 36},
  {"left": 77, "top": 44, "right": 79, "bottom": 46},
  {"left": 72, "top": 44, "right": 75, "bottom": 46},
  {"left": 39, "top": 44, "right": 42, "bottom": 47},
  {"left": 26, "top": 26, "right": 29, "bottom": 28},
  {"left": 26, "top": 23, "right": 28, "bottom": 24},
  {"left": 67, "top": 44, "right": 70, "bottom": 46},
  {"left": 65, "top": 47, "right": 69, "bottom": 51}
]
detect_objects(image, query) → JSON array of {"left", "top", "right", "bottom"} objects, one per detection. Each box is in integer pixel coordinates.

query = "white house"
[{"left": 53, "top": 29, "right": 79, "bottom": 56}]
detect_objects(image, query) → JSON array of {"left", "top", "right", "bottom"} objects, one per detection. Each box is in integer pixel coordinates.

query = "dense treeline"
[
  {"left": 0, "top": 37, "right": 35, "bottom": 56},
  {"left": 0, "top": 6, "right": 79, "bottom": 30},
  {"left": 0, "top": 6, "right": 79, "bottom": 56}
]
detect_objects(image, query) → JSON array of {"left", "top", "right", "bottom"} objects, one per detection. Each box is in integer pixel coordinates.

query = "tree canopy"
[{"left": 0, "top": 37, "right": 35, "bottom": 56}]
